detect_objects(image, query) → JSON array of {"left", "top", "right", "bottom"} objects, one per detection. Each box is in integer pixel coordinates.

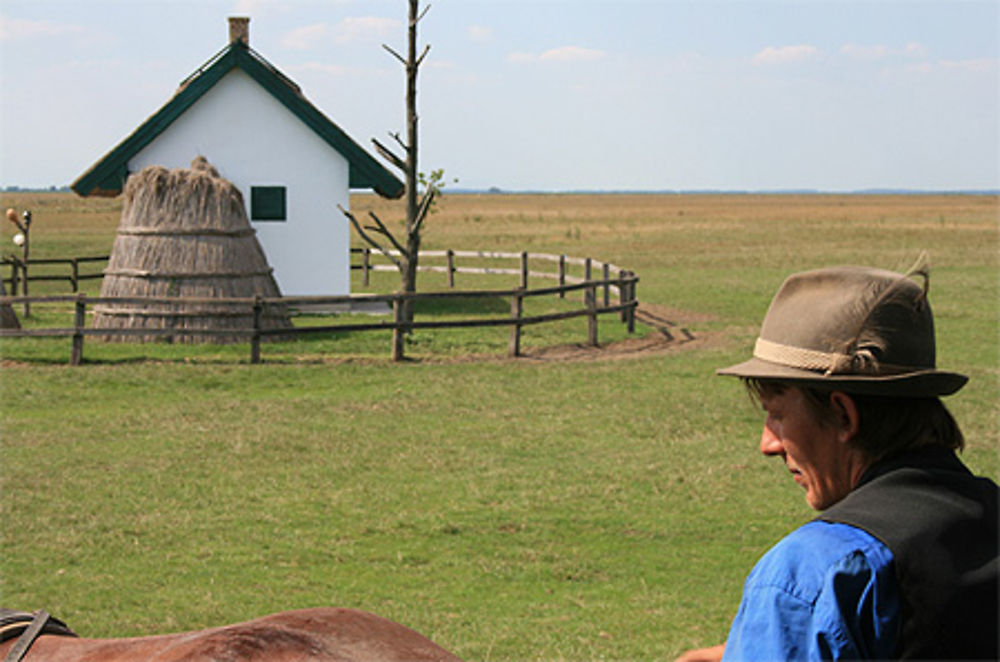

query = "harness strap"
[{"left": 4, "top": 611, "right": 50, "bottom": 662}]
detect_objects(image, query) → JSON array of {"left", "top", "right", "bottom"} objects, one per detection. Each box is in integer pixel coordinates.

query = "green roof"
[{"left": 72, "top": 41, "right": 404, "bottom": 199}]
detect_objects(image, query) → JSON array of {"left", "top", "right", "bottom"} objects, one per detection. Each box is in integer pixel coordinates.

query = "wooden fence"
[
  {"left": 3, "top": 249, "right": 622, "bottom": 297},
  {"left": 0, "top": 249, "right": 639, "bottom": 365},
  {"left": 2, "top": 255, "right": 107, "bottom": 294}
]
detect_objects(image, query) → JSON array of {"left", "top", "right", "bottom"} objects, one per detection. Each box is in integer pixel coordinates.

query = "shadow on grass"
[{"left": 413, "top": 295, "right": 509, "bottom": 316}]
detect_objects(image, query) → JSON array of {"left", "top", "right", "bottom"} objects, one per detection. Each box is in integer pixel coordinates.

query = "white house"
[{"left": 72, "top": 17, "right": 403, "bottom": 296}]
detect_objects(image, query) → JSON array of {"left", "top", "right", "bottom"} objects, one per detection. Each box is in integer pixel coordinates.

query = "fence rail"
[
  {"left": 2, "top": 249, "right": 627, "bottom": 299},
  {"left": 2, "top": 255, "right": 107, "bottom": 293},
  {"left": 0, "top": 249, "right": 639, "bottom": 365}
]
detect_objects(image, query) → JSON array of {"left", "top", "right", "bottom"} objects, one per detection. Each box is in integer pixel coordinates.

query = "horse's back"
[{"left": 4, "top": 608, "right": 463, "bottom": 662}]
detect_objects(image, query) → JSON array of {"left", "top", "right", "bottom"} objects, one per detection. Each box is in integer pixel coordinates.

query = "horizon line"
[{"left": 2, "top": 184, "right": 998, "bottom": 196}]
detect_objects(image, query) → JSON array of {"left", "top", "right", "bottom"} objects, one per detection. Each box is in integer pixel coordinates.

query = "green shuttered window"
[{"left": 251, "top": 186, "right": 287, "bottom": 221}]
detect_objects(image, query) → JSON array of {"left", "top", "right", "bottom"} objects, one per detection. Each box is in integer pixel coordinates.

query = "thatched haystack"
[
  {"left": 0, "top": 276, "right": 20, "bottom": 330},
  {"left": 93, "top": 157, "right": 293, "bottom": 343}
]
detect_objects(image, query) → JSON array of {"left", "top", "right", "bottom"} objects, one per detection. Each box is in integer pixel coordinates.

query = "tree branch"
[
  {"left": 372, "top": 138, "right": 405, "bottom": 172},
  {"left": 414, "top": 3, "right": 431, "bottom": 25},
  {"left": 338, "top": 205, "right": 402, "bottom": 269},
  {"left": 382, "top": 43, "right": 406, "bottom": 66},
  {"left": 390, "top": 131, "right": 409, "bottom": 154},
  {"left": 412, "top": 187, "right": 437, "bottom": 235},
  {"left": 415, "top": 43, "right": 431, "bottom": 68},
  {"left": 366, "top": 211, "right": 409, "bottom": 256}
]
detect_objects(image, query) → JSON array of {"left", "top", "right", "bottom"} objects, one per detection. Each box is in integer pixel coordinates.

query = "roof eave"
[
  {"left": 72, "top": 46, "right": 240, "bottom": 197},
  {"left": 231, "top": 46, "right": 404, "bottom": 199},
  {"left": 72, "top": 42, "right": 404, "bottom": 199}
]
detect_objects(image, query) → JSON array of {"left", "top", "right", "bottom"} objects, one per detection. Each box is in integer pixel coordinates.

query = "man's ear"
[{"left": 829, "top": 391, "right": 860, "bottom": 443}]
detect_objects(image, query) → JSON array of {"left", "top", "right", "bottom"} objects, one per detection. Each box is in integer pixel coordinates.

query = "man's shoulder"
[
  {"left": 747, "top": 521, "right": 893, "bottom": 602},
  {"left": 730, "top": 523, "right": 901, "bottom": 661},
  {"left": 769, "top": 520, "right": 889, "bottom": 564}
]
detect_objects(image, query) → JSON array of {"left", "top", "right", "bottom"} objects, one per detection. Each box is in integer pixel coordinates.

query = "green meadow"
[{"left": 1, "top": 192, "right": 997, "bottom": 660}]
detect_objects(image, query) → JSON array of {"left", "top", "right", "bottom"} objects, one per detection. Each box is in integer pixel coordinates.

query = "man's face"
[{"left": 757, "top": 386, "right": 860, "bottom": 510}]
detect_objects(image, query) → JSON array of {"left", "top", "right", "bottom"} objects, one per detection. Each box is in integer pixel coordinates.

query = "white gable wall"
[{"left": 129, "top": 69, "right": 352, "bottom": 296}]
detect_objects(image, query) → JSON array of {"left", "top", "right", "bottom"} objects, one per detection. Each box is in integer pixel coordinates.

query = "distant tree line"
[{"left": 3, "top": 185, "right": 72, "bottom": 193}]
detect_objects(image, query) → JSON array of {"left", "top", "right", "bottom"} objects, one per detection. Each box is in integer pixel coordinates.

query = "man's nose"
[{"left": 760, "top": 421, "right": 784, "bottom": 456}]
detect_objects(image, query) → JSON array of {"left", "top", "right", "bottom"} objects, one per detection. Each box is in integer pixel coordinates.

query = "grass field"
[{"left": 1, "top": 191, "right": 997, "bottom": 659}]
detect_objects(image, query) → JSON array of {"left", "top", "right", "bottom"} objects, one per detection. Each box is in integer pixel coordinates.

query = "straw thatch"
[
  {"left": 93, "top": 157, "right": 293, "bottom": 343},
  {"left": 0, "top": 276, "right": 20, "bottom": 329}
]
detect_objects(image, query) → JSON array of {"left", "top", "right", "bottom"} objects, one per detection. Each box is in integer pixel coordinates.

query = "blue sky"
[{"left": 1, "top": 0, "right": 997, "bottom": 191}]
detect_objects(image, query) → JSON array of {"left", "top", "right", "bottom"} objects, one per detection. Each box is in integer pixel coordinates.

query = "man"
[{"left": 678, "top": 264, "right": 998, "bottom": 661}]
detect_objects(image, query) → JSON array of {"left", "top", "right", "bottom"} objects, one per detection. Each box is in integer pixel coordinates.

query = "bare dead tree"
[{"left": 340, "top": 0, "right": 436, "bottom": 361}]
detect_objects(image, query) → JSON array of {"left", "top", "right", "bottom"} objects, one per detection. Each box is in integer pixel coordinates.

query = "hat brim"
[{"left": 717, "top": 356, "right": 968, "bottom": 397}]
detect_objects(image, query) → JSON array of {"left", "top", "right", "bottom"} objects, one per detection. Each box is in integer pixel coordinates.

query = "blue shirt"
[{"left": 722, "top": 520, "right": 899, "bottom": 660}]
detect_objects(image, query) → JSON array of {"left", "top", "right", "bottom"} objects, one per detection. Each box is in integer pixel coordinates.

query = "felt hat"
[{"left": 717, "top": 264, "right": 967, "bottom": 396}]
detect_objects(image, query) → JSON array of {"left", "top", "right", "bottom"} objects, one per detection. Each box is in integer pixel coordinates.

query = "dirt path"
[{"left": 514, "top": 302, "right": 713, "bottom": 363}]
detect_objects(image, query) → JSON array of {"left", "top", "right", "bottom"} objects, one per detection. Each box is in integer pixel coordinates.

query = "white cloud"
[
  {"left": 840, "top": 42, "right": 928, "bottom": 60},
  {"left": 508, "top": 45, "right": 606, "bottom": 64},
  {"left": 333, "top": 16, "right": 400, "bottom": 43},
  {"left": 906, "top": 57, "right": 998, "bottom": 74},
  {"left": 752, "top": 44, "right": 819, "bottom": 65},
  {"left": 941, "top": 57, "right": 996, "bottom": 72},
  {"left": 0, "top": 16, "right": 87, "bottom": 42},
  {"left": 541, "top": 46, "right": 605, "bottom": 62},
  {"left": 230, "top": 0, "right": 285, "bottom": 17},
  {"left": 231, "top": 0, "right": 349, "bottom": 17},
  {"left": 291, "top": 61, "right": 352, "bottom": 77},
  {"left": 507, "top": 51, "right": 534, "bottom": 64},
  {"left": 280, "top": 16, "right": 399, "bottom": 51},
  {"left": 426, "top": 59, "right": 457, "bottom": 70},
  {"left": 840, "top": 43, "right": 890, "bottom": 60},
  {"left": 280, "top": 23, "right": 330, "bottom": 51},
  {"left": 467, "top": 25, "right": 493, "bottom": 43}
]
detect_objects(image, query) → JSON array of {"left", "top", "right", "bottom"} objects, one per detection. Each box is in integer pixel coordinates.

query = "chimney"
[{"left": 229, "top": 16, "right": 250, "bottom": 45}]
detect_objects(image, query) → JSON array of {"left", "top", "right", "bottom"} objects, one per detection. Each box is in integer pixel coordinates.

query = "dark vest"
[{"left": 820, "top": 447, "right": 998, "bottom": 660}]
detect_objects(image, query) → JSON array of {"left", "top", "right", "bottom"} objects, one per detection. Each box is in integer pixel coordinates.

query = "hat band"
[{"left": 754, "top": 337, "right": 846, "bottom": 372}]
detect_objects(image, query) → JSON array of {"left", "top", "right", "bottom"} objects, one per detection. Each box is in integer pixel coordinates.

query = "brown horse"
[{"left": 0, "top": 607, "right": 463, "bottom": 661}]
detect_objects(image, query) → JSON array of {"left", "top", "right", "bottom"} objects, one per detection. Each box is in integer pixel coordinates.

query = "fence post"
[
  {"left": 619, "top": 269, "right": 627, "bottom": 322},
  {"left": 250, "top": 296, "right": 262, "bottom": 364},
  {"left": 509, "top": 290, "right": 523, "bottom": 357},
  {"left": 583, "top": 257, "right": 592, "bottom": 305},
  {"left": 520, "top": 251, "right": 529, "bottom": 289},
  {"left": 558, "top": 254, "right": 566, "bottom": 299},
  {"left": 70, "top": 293, "right": 86, "bottom": 365},
  {"left": 71, "top": 259, "right": 79, "bottom": 293},
  {"left": 21, "top": 258, "right": 29, "bottom": 318},
  {"left": 362, "top": 248, "right": 370, "bottom": 287},
  {"left": 602, "top": 262, "right": 610, "bottom": 307},
  {"left": 447, "top": 249, "right": 455, "bottom": 288},
  {"left": 627, "top": 271, "right": 637, "bottom": 334},
  {"left": 392, "top": 295, "right": 406, "bottom": 362},
  {"left": 10, "top": 259, "right": 19, "bottom": 297},
  {"left": 586, "top": 282, "right": 598, "bottom": 347}
]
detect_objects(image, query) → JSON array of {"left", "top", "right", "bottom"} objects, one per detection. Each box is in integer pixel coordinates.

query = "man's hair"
[{"left": 744, "top": 378, "right": 964, "bottom": 463}]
